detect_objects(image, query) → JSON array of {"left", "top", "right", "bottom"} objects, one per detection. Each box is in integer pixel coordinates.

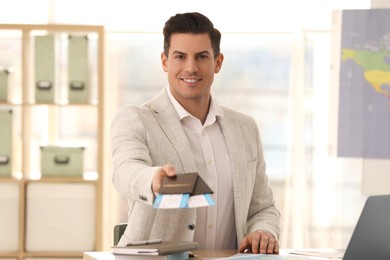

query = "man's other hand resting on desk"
[{"left": 239, "top": 230, "right": 279, "bottom": 254}]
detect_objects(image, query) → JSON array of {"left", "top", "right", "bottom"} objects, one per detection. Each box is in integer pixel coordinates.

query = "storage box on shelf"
[
  {"left": 0, "top": 68, "right": 9, "bottom": 101},
  {"left": 34, "top": 34, "right": 55, "bottom": 103},
  {"left": 68, "top": 35, "right": 89, "bottom": 104},
  {"left": 0, "top": 24, "right": 105, "bottom": 260},
  {"left": 40, "top": 146, "right": 84, "bottom": 177},
  {"left": 0, "top": 109, "right": 12, "bottom": 177}
]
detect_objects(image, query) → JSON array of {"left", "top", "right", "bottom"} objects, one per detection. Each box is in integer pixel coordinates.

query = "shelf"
[{"left": 0, "top": 23, "right": 105, "bottom": 260}]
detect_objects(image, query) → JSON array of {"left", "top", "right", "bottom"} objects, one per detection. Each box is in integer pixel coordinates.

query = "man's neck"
[{"left": 180, "top": 98, "right": 210, "bottom": 125}]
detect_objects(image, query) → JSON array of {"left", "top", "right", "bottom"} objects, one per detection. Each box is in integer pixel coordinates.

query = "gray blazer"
[{"left": 111, "top": 88, "right": 280, "bottom": 246}]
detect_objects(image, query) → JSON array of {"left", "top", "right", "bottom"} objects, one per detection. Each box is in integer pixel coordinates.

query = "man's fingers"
[
  {"left": 238, "top": 237, "right": 250, "bottom": 253},
  {"left": 239, "top": 231, "right": 279, "bottom": 255},
  {"left": 152, "top": 164, "right": 176, "bottom": 193},
  {"left": 258, "top": 234, "right": 269, "bottom": 254},
  {"left": 266, "top": 238, "right": 275, "bottom": 254},
  {"left": 251, "top": 235, "right": 260, "bottom": 254},
  {"left": 161, "top": 164, "right": 176, "bottom": 177},
  {"left": 272, "top": 240, "right": 280, "bottom": 254}
]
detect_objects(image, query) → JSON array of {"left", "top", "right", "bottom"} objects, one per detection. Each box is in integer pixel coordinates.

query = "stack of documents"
[{"left": 112, "top": 240, "right": 198, "bottom": 260}]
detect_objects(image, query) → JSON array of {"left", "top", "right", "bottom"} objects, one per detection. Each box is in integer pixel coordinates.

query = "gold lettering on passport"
[{"left": 163, "top": 183, "right": 192, "bottom": 188}]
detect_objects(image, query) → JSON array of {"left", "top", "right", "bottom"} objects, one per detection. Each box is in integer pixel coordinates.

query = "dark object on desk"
[
  {"left": 343, "top": 194, "right": 390, "bottom": 260},
  {"left": 114, "top": 223, "right": 127, "bottom": 246},
  {"left": 112, "top": 240, "right": 198, "bottom": 256}
]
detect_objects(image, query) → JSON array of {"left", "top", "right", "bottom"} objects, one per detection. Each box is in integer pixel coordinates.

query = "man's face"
[{"left": 161, "top": 33, "right": 223, "bottom": 105}]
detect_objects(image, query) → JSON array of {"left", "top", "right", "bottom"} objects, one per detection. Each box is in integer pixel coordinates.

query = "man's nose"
[{"left": 185, "top": 58, "right": 199, "bottom": 73}]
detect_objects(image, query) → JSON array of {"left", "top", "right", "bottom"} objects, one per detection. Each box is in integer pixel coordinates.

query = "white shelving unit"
[{"left": 0, "top": 24, "right": 105, "bottom": 260}]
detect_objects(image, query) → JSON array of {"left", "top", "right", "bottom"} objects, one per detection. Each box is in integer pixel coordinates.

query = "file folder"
[
  {"left": 0, "top": 69, "right": 9, "bottom": 101},
  {"left": 68, "top": 35, "right": 89, "bottom": 103},
  {"left": 35, "top": 35, "right": 55, "bottom": 103},
  {"left": 0, "top": 109, "right": 12, "bottom": 176}
]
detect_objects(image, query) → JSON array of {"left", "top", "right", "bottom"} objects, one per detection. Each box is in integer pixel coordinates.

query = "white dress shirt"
[{"left": 167, "top": 87, "right": 237, "bottom": 250}]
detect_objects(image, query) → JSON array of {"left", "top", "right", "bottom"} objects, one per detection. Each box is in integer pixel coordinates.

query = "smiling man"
[
  {"left": 111, "top": 12, "right": 281, "bottom": 254},
  {"left": 161, "top": 32, "right": 222, "bottom": 125}
]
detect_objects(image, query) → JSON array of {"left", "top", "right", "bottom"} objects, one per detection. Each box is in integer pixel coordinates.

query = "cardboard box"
[
  {"left": 40, "top": 146, "right": 84, "bottom": 177},
  {"left": 0, "top": 110, "right": 12, "bottom": 177}
]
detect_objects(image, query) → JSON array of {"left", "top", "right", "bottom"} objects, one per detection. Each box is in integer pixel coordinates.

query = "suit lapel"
[
  {"left": 150, "top": 89, "right": 197, "bottom": 173},
  {"left": 218, "top": 112, "right": 247, "bottom": 230}
]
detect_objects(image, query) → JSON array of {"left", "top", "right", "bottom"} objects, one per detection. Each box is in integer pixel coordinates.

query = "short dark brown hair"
[{"left": 163, "top": 12, "right": 221, "bottom": 58}]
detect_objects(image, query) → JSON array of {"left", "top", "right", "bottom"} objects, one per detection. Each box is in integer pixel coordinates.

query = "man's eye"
[
  {"left": 174, "top": 55, "right": 185, "bottom": 60},
  {"left": 197, "top": 55, "right": 208, "bottom": 60}
]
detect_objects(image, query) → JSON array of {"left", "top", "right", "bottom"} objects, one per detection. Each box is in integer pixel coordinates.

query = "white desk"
[{"left": 84, "top": 249, "right": 343, "bottom": 260}]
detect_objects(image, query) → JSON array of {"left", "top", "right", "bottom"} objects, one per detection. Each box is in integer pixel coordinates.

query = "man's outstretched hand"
[{"left": 152, "top": 164, "right": 177, "bottom": 193}]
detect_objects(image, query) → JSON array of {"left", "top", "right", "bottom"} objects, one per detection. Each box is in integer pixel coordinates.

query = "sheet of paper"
[
  {"left": 204, "top": 254, "right": 316, "bottom": 259},
  {"left": 203, "top": 250, "right": 340, "bottom": 260},
  {"left": 287, "top": 249, "right": 345, "bottom": 258}
]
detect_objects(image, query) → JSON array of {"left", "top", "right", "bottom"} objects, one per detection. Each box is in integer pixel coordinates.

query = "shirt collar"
[{"left": 166, "top": 86, "right": 224, "bottom": 124}]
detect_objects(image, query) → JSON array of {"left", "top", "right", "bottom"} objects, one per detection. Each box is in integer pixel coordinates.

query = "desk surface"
[
  {"left": 84, "top": 249, "right": 343, "bottom": 260},
  {"left": 194, "top": 250, "right": 236, "bottom": 258},
  {"left": 83, "top": 250, "right": 236, "bottom": 260}
]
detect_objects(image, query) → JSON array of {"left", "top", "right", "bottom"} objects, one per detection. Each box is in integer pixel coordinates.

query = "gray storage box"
[
  {"left": 40, "top": 146, "right": 84, "bottom": 177},
  {"left": 68, "top": 35, "right": 89, "bottom": 103},
  {"left": 0, "top": 110, "right": 12, "bottom": 177},
  {"left": 35, "top": 35, "right": 55, "bottom": 103},
  {"left": 0, "top": 69, "right": 9, "bottom": 101}
]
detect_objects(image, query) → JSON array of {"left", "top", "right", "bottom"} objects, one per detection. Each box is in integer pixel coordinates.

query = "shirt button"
[{"left": 188, "top": 223, "right": 196, "bottom": 230}]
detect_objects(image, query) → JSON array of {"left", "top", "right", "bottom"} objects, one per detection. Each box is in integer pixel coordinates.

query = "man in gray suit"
[{"left": 111, "top": 12, "right": 281, "bottom": 254}]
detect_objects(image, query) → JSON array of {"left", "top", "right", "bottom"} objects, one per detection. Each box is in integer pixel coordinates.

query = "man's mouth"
[{"left": 182, "top": 78, "right": 200, "bottom": 83}]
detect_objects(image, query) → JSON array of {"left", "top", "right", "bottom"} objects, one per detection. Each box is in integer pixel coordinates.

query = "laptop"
[{"left": 343, "top": 194, "right": 390, "bottom": 259}]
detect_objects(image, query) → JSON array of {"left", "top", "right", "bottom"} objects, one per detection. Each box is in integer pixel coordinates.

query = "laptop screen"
[{"left": 343, "top": 194, "right": 390, "bottom": 260}]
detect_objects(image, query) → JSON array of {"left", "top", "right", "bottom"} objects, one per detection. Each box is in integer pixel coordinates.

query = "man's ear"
[
  {"left": 161, "top": 52, "right": 168, "bottom": 72},
  {"left": 214, "top": 53, "right": 224, "bottom": 73}
]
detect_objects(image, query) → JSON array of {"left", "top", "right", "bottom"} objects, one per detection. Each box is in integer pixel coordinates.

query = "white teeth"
[{"left": 183, "top": 79, "right": 198, "bottom": 83}]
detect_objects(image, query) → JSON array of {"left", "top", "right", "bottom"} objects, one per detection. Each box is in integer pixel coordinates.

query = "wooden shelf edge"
[{"left": 0, "top": 24, "right": 104, "bottom": 33}]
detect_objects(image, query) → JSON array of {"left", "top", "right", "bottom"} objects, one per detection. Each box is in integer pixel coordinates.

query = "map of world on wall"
[{"left": 338, "top": 9, "right": 390, "bottom": 159}]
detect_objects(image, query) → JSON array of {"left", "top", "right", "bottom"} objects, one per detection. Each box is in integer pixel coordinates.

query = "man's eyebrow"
[
  {"left": 171, "top": 50, "right": 211, "bottom": 55},
  {"left": 172, "top": 50, "right": 186, "bottom": 55},
  {"left": 196, "top": 50, "right": 211, "bottom": 56}
]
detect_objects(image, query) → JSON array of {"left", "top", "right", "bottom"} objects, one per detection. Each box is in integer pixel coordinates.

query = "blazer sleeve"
[
  {"left": 245, "top": 117, "right": 281, "bottom": 240},
  {"left": 110, "top": 105, "right": 160, "bottom": 205}
]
